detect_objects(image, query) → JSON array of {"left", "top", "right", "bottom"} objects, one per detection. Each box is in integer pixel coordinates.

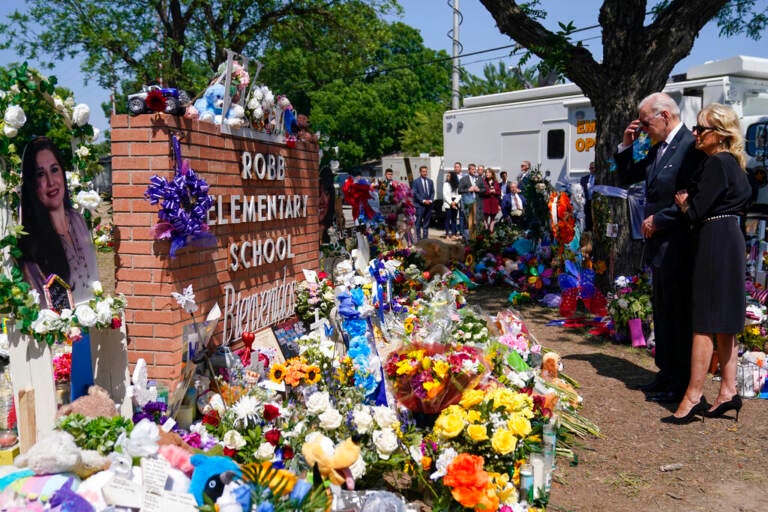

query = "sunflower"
[
  {"left": 304, "top": 364, "right": 322, "bottom": 385},
  {"left": 268, "top": 362, "right": 287, "bottom": 383}
]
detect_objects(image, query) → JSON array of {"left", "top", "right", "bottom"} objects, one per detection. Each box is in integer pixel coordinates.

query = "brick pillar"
[{"left": 111, "top": 114, "right": 320, "bottom": 386}]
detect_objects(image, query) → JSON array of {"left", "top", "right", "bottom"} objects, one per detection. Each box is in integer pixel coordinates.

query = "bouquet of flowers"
[
  {"left": 294, "top": 273, "right": 335, "bottom": 327},
  {"left": 385, "top": 343, "right": 488, "bottom": 414},
  {"left": 607, "top": 273, "right": 653, "bottom": 337},
  {"left": 93, "top": 222, "right": 114, "bottom": 252},
  {"left": 52, "top": 352, "right": 72, "bottom": 384},
  {"left": 421, "top": 386, "right": 541, "bottom": 510},
  {"left": 452, "top": 309, "right": 490, "bottom": 346}
]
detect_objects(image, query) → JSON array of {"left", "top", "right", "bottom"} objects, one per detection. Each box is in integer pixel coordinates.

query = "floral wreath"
[
  {"left": 145, "top": 134, "right": 215, "bottom": 257},
  {"left": 548, "top": 191, "right": 576, "bottom": 249},
  {"left": 0, "top": 63, "right": 123, "bottom": 345}
]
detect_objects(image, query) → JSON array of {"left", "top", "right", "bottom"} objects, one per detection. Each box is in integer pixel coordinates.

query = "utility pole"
[{"left": 450, "top": 0, "right": 461, "bottom": 110}]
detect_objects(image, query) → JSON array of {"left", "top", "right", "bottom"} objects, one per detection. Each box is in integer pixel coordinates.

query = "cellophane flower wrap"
[
  {"left": 607, "top": 273, "right": 652, "bottom": 337},
  {"left": 385, "top": 343, "right": 489, "bottom": 414}
]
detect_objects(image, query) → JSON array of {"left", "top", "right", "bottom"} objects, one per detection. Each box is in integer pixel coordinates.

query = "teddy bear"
[
  {"left": 57, "top": 385, "right": 118, "bottom": 419},
  {"left": 415, "top": 238, "right": 466, "bottom": 276},
  {"left": 301, "top": 434, "right": 361, "bottom": 490},
  {"left": 191, "top": 83, "right": 226, "bottom": 123}
]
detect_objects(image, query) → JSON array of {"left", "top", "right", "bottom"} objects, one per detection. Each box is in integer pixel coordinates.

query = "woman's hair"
[
  {"left": 699, "top": 102, "right": 746, "bottom": 169},
  {"left": 19, "top": 137, "right": 72, "bottom": 281},
  {"left": 448, "top": 171, "right": 459, "bottom": 190},
  {"left": 485, "top": 168, "right": 497, "bottom": 181}
]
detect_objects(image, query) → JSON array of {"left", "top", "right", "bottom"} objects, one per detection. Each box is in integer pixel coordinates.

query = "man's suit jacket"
[
  {"left": 615, "top": 126, "right": 705, "bottom": 266},
  {"left": 412, "top": 176, "right": 434, "bottom": 207},
  {"left": 457, "top": 174, "right": 476, "bottom": 203}
]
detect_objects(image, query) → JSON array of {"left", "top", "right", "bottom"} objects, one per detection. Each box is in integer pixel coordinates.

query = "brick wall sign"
[{"left": 111, "top": 114, "right": 320, "bottom": 385}]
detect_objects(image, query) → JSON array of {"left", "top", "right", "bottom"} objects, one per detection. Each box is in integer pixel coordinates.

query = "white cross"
[{"left": 309, "top": 308, "right": 329, "bottom": 338}]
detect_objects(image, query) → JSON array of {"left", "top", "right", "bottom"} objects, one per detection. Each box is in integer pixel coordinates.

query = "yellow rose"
[
  {"left": 466, "top": 424, "right": 489, "bottom": 442},
  {"left": 510, "top": 392, "right": 534, "bottom": 414},
  {"left": 490, "top": 388, "right": 518, "bottom": 411},
  {"left": 459, "top": 389, "right": 485, "bottom": 409},
  {"left": 466, "top": 410, "right": 483, "bottom": 423},
  {"left": 434, "top": 411, "right": 465, "bottom": 439},
  {"left": 490, "top": 428, "right": 518, "bottom": 455},
  {"left": 506, "top": 414, "right": 532, "bottom": 438}
]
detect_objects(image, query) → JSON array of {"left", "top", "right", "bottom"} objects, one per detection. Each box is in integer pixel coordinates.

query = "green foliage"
[
  {"left": 716, "top": 0, "right": 768, "bottom": 39},
  {"left": 400, "top": 106, "right": 444, "bottom": 156},
  {"left": 461, "top": 61, "right": 530, "bottom": 96},
  {"left": 56, "top": 413, "right": 134, "bottom": 455}
]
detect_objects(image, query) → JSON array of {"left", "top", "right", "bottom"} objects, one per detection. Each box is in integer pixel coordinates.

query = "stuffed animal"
[
  {"left": 48, "top": 477, "right": 95, "bottom": 512},
  {"left": 189, "top": 454, "right": 242, "bottom": 506},
  {"left": 57, "top": 385, "right": 118, "bottom": 420},
  {"left": 301, "top": 434, "right": 361, "bottom": 490},
  {"left": 415, "top": 239, "right": 466, "bottom": 276},
  {"left": 15, "top": 431, "right": 110, "bottom": 479},
  {"left": 193, "top": 83, "right": 227, "bottom": 124}
]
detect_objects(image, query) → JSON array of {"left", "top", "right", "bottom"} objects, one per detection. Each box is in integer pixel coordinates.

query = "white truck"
[{"left": 443, "top": 55, "right": 768, "bottom": 184}]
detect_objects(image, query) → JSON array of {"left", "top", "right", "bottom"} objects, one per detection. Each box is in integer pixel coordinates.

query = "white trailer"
[{"left": 443, "top": 55, "right": 768, "bottom": 184}]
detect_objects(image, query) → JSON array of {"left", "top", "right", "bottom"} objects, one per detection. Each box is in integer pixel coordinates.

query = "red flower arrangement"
[
  {"left": 548, "top": 191, "right": 576, "bottom": 248},
  {"left": 52, "top": 353, "right": 72, "bottom": 384}
]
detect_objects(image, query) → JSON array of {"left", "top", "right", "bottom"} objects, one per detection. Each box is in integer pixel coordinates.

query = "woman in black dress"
[{"left": 668, "top": 103, "right": 751, "bottom": 423}]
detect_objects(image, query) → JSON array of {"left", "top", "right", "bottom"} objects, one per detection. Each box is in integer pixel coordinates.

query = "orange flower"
[
  {"left": 421, "top": 455, "right": 432, "bottom": 470},
  {"left": 443, "top": 453, "right": 494, "bottom": 510}
]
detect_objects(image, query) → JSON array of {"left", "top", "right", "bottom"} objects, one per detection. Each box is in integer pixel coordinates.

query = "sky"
[{"left": 1, "top": 0, "right": 766, "bottom": 135}]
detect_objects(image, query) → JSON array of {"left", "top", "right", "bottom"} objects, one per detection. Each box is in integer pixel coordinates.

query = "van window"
[
  {"left": 547, "top": 129, "right": 565, "bottom": 159},
  {"left": 746, "top": 122, "right": 767, "bottom": 161}
]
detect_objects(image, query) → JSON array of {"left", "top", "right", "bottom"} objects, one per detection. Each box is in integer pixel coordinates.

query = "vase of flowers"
[
  {"left": 607, "top": 274, "right": 653, "bottom": 341},
  {"left": 53, "top": 352, "right": 72, "bottom": 405}
]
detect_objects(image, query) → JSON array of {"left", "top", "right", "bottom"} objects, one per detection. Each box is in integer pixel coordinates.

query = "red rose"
[
  {"left": 282, "top": 445, "right": 295, "bottom": 460},
  {"left": 318, "top": 272, "right": 328, "bottom": 280},
  {"left": 110, "top": 317, "right": 122, "bottom": 329},
  {"left": 263, "top": 404, "right": 280, "bottom": 422},
  {"left": 202, "top": 410, "right": 220, "bottom": 427},
  {"left": 223, "top": 447, "right": 236, "bottom": 457},
  {"left": 265, "top": 428, "right": 281, "bottom": 446}
]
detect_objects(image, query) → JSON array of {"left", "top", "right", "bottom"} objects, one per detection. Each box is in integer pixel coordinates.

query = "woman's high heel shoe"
[
  {"left": 703, "top": 395, "right": 742, "bottom": 421},
  {"left": 660, "top": 396, "right": 709, "bottom": 425}
]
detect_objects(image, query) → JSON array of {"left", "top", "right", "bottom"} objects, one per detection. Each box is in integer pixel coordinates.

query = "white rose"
[
  {"left": 306, "top": 391, "right": 331, "bottom": 415},
  {"left": 4, "top": 105, "right": 25, "bottom": 129},
  {"left": 618, "top": 298, "right": 629, "bottom": 309},
  {"left": 60, "top": 308, "right": 73, "bottom": 320},
  {"left": 89, "top": 127, "right": 100, "bottom": 143},
  {"left": 72, "top": 103, "right": 90, "bottom": 126},
  {"left": 65, "top": 96, "right": 75, "bottom": 108},
  {"left": 75, "top": 145, "right": 90, "bottom": 159},
  {"left": 92, "top": 281, "right": 103, "bottom": 296},
  {"left": 222, "top": 430, "right": 246, "bottom": 450},
  {"left": 349, "top": 454, "right": 367, "bottom": 479},
  {"left": 372, "top": 406, "right": 398, "bottom": 429},
  {"left": 3, "top": 125, "right": 18, "bottom": 138},
  {"left": 372, "top": 428, "right": 398, "bottom": 460},
  {"left": 68, "top": 172, "right": 82, "bottom": 188},
  {"left": 74, "top": 304, "right": 98, "bottom": 327},
  {"left": 254, "top": 441, "right": 275, "bottom": 460},
  {"left": 75, "top": 190, "right": 101, "bottom": 211},
  {"left": 352, "top": 406, "right": 374, "bottom": 434},
  {"left": 95, "top": 300, "right": 112, "bottom": 324},
  {"left": 318, "top": 408, "right": 343, "bottom": 430},
  {"left": 30, "top": 309, "right": 61, "bottom": 333},
  {"left": 28, "top": 289, "right": 40, "bottom": 306}
]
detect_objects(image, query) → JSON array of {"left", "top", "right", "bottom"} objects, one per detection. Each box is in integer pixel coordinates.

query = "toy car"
[{"left": 127, "top": 85, "right": 190, "bottom": 116}]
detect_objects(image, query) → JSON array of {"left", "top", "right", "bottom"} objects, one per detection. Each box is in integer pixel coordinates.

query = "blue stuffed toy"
[
  {"left": 193, "top": 83, "right": 226, "bottom": 124},
  {"left": 189, "top": 454, "right": 242, "bottom": 506}
]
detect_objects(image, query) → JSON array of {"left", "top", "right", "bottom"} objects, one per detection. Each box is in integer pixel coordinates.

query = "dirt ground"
[{"left": 468, "top": 286, "right": 768, "bottom": 512}]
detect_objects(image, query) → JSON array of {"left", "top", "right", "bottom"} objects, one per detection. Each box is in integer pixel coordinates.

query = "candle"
[
  {"left": 530, "top": 453, "right": 545, "bottom": 499},
  {"left": 0, "top": 430, "right": 17, "bottom": 448}
]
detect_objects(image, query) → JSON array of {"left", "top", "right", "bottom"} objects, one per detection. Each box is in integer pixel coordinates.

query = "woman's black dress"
[{"left": 685, "top": 152, "right": 751, "bottom": 333}]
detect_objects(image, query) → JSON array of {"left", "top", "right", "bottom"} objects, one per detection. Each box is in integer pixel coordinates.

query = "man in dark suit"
[
  {"left": 615, "top": 92, "right": 705, "bottom": 404},
  {"left": 412, "top": 165, "right": 434, "bottom": 241},
  {"left": 580, "top": 162, "right": 595, "bottom": 231}
]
